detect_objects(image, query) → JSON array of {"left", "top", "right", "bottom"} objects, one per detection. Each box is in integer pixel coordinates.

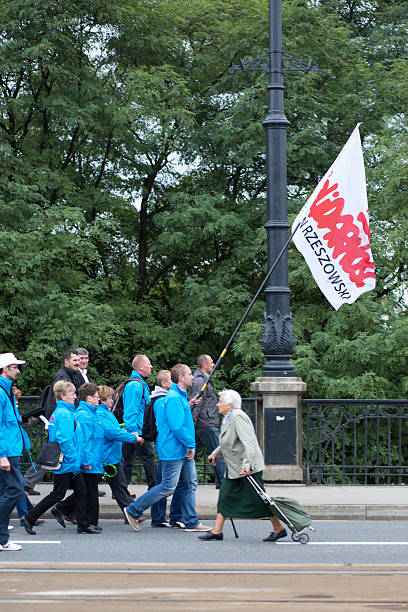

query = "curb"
[{"left": 14, "top": 504, "right": 408, "bottom": 522}]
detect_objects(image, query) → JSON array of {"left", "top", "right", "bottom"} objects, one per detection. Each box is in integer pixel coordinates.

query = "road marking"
[
  {"left": 10, "top": 541, "right": 61, "bottom": 544},
  {"left": 280, "top": 542, "right": 408, "bottom": 546},
  {"left": 3, "top": 569, "right": 408, "bottom": 575}
]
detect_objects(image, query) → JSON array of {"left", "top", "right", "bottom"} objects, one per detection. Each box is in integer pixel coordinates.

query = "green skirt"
[{"left": 217, "top": 472, "right": 273, "bottom": 519}]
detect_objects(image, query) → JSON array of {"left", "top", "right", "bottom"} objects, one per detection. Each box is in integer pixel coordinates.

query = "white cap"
[{"left": 0, "top": 353, "right": 26, "bottom": 368}]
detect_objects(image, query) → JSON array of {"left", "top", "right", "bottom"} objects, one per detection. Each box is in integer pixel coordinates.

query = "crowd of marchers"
[{"left": 0, "top": 349, "right": 288, "bottom": 552}]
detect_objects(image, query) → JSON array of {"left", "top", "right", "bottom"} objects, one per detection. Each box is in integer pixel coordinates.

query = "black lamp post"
[{"left": 229, "top": 0, "right": 320, "bottom": 377}]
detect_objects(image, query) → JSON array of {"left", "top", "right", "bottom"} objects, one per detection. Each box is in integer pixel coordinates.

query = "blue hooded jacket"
[
  {"left": 0, "top": 377, "right": 30, "bottom": 458},
  {"left": 156, "top": 383, "right": 196, "bottom": 461},
  {"left": 96, "top": 403, "right": 137, "bottom": 465},
  {"left": 122, "top": 371, "right": 149, "bottom": 435},
  {"left": 48, "top": 400, "right": 82, "bottom": 475},
  {"left": 74, "top": 401, "right": 104, "bottom": 474}
]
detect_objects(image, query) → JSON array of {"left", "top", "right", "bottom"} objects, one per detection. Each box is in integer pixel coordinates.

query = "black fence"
[
  {"left": 19, "top": 396, "right": 408, "bottom": 485},
  {"left": 195, "top": 398, "right": 257, "bottom": 485},
  {"left": 18, "top": 396, "right": 257, "bottom": 485},
  {"left": 20, "top": 396, "right": 49, "bottom": 477},
  {"left": 304, "top": 399, "right": 408, "bottom": 485}
]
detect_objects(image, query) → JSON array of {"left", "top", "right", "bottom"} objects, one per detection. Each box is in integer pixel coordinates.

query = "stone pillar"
[{"left": 250, "top": 377, "right": 306, "bottom": 482}]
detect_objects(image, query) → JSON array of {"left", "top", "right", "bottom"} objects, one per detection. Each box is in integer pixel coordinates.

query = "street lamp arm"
[
  {"left": 228, "top": 50, "right": 270, "bottom": 74},
  {"left": 228, "top": 49, "right": 321, "bottom": 76},
  {"left": 282, "top": 51, "right": 322, "bottom": 75}
]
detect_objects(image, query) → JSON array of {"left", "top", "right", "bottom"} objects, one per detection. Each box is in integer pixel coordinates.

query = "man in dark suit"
[{"left": 23, "top": 349, "right": 84, "bottom": 495}]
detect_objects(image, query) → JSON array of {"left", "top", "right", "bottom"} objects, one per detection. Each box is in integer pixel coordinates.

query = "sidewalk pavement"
[{"left": 16, "top": 482, "right": 408, "bottom": 521}]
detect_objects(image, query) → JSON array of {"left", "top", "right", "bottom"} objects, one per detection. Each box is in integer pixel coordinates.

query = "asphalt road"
[
  {"left": 4, "top": 519, "right": 408, "bottom": 565},
  {"left": 3, "top": 521, "right": 408, "bottom": 610}
]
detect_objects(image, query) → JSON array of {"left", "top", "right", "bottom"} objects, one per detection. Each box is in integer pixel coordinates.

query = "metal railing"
[
  {"left": 304, "top": 399, "right": 408, "bottom": 485},
  {"left": 19, "top": 397, "right": 48, "bottom": 476},
  {"left": 195, "top": 397, "right": 257, "bottom": 485},
  {"left": 20, "top": 396, "right": 408, "bottom": 485},
  {"left": 18, "top": 396, "right": 257, "bottom": 485}
]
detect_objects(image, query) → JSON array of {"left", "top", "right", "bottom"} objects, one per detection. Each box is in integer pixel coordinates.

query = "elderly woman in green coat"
[{"left": 199, "top": 389, "right": 286, "bottom": 542}]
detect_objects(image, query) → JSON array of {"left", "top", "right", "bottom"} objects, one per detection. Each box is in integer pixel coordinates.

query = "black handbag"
[{"left": 36, "top": 441, "right": 64, "bottom": 471}]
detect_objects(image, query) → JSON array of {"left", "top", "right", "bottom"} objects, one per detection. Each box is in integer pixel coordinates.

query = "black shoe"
[
  {"left": 63, "top": 514, "right": 78, "bottom": 524},
  {"left": 22, "top": 515, "right": 36, "bottom": 535},
  {"left": 51, "top": 506, "right": 66, "bottom": 528},
  {"left": 98, "top": 490, "right": 106, "bottom": 497},
  {"left": 263, "top": 528, "right": 287, "bottom": 542},
  {"left": 198, "top": 531, "right": 223, "bottom": 541},
  {"left": 90, "top": 525, "right": 102, "bottom": 532},
  {"left": 151, "top": 522, "right": 170, "bottom": 528},
  {"left": 21, "top": 518, "right": 43, "bottom": 526},
  {"left": 24, "top": 486, "right": 41, "bottom": 496},
  {"left": 77, "top": 526, "right": 101, "bottom": 534}
]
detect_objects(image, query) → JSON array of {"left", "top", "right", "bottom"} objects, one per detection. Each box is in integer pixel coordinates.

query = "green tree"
[{"left": 0, "top": 0, "right": 406, "bottom": 399}]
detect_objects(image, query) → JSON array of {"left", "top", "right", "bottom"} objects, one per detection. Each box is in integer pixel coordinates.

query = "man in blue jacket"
[
  {"left": 0, "top": 352, "right": 28, "bottom": 551},
  {"left": 124, "top": 364, "right": 211, "bottom": 533},
  {"left": 122, "top": 354, "right": 156, "bottom": 488}
]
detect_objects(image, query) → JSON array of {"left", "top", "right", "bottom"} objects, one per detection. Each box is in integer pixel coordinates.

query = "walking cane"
[
  {"left": 197, "top": 222, "right": 302, "bottom": 397},
  {"left": 230, "top": 518, "right": 239, "bottom": 538}
]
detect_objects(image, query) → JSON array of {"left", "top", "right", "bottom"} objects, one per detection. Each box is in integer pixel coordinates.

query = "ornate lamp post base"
[{"left": 261, "top": 310, "right": 296, "bottom": 376}]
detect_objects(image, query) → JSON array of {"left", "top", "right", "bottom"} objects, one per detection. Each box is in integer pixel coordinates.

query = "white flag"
[{"left": 292, "top": 124, "right": 376, "bottom": 310}]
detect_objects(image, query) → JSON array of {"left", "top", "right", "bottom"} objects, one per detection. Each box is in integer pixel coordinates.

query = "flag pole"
[{"left": 198, "top": 221, "right": 302, "bottom": 397}]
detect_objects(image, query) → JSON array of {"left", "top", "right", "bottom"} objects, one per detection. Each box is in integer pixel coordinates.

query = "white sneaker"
[
  {"left": 124, "top": 508, "right": 141, "bottom": 532},
  {"left": 8, "top": 525, "right": 13, "bottom": 531},
  {"left": 0, "top": 541, "right": 22, "bottom": 551},
  {"left": 184, "top": 524, "right": 212, "bottom": 532}
]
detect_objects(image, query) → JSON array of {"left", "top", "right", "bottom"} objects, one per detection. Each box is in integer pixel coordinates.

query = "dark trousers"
[
  {"left": 58, "top": 472, "right": 100, "bottom": 526},
  {"left": 197, "top": 426, "right": 225, "bottom": 487},
  {"left": 23, "top": 463, "right": 46, "bottom": 489},
  {"left": 106, "top": 463, "right": 133, "bottom": 512},
  {"left": 0, "top": 456, "right": 24, "bottom": 545},
  {"left": 122, "top": 441, "right": 157, "bottom": 488},
  {"left": 27, "top": 472, "right": 89, "bottom": 530}
]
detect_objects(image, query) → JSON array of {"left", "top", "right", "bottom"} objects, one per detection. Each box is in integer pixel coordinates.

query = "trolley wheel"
[
  {"left": 291, "top": 532, "right": 300, "bottom": 542},
  {"left": 299, "top": 533, "right": 309, "bottom": 545}
]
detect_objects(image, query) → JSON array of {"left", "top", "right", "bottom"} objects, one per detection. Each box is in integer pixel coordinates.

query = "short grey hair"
[
  {"left": 197, "top": 354, "right": 210, "bottom": 369},
  {"left": 219, "top": 389, "right": 241, "bottom": 410},
  {"left": 76, "top": 347, "right": 89, "bottom": 356}
]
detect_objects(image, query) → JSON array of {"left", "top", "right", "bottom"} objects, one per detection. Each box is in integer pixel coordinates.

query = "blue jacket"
[
  {"left": 48, "top": 400, "right": 82, "bottom": 475},
  {"left": 74, "top": 401, "right": 104, "bottom": 474},
  {"left": 156, "top": 383, "right": 196, "bottom": 461},
  {"left": 122, "top": 371, "right": 149, "bottom": 435},
  {"left": 96, "top": 403, "right": 137, "bottom": 465},
  {"left": 0, "top": 377, "right": 30, "bottom": 458}
]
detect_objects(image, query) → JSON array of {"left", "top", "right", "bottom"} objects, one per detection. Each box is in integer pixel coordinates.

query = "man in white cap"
[{"left": 0, "top": 352, "right": 29, "bottom": 551}]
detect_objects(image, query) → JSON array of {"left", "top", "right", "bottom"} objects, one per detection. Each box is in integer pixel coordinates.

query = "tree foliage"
[{"left": 0, "top": 0, "right": 407, "bottom": 398}]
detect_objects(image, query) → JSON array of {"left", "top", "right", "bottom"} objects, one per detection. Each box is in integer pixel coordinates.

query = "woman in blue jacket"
[
  {"left": 22, "top": 381, "right": 99, "bottom": 535},
  {"left": 57, "top": 383, "right": 104, "bottom": 530},
  {"left": 96, "top": 385, "right": 138, "bottom": 516}
]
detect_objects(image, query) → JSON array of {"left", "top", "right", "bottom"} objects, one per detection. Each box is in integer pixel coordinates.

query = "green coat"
[{"left": 212, "top": 408, "right": 265, "bottom": 479}]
